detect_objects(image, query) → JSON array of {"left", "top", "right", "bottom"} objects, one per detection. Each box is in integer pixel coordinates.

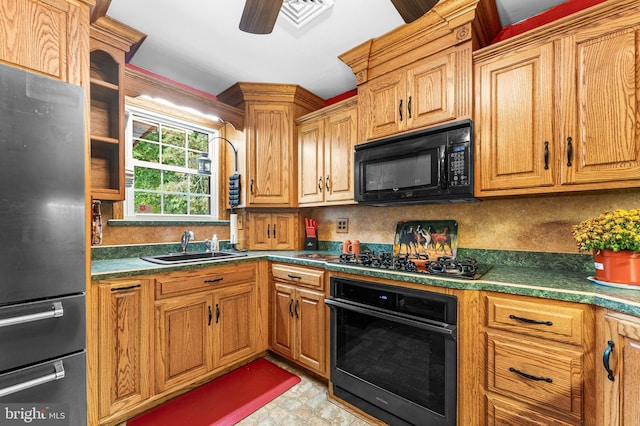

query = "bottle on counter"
[{"left": 212, "top": 234, "right": 219, "bottom": 251}]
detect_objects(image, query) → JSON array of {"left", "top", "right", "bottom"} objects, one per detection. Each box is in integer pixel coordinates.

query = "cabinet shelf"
[{"left": 91, "top": 135, "right": 119, "bottom": 145}]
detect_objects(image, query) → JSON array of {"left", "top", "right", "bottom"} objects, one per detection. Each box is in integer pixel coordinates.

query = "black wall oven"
[{"left": 326, "top": 277, "right": 457, "bottom": 426}]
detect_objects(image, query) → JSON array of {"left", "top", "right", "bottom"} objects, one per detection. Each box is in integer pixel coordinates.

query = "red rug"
[{"left": 128, "top": 358, "right": 300, "bottom": 426}]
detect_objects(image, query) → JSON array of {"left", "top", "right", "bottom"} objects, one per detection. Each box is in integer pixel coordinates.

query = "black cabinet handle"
[
  {"left": 603, "top": 340, "right": 615, "bottom": 381},
  {"left": 208, "top": 305, "right": 212, "bottom": 326},
  {"left": 294, "top": 299, "right": 300, "bottom": 319},
  {"left": 287, "top": 274, "right": 302, "bottom": 279},
  {"left": 407, "top": 96, "right": 412, "bottom": 119},
  {"left": 544, "top": 141, "right": 549, "bottom": 170},
  {"left": 273, "top": 224, "right": 276, "bottom": 238},
  {"left": 111, "top": 284, "right": 141, "bottom": 292},
  {"left": 318, "top": 177, "right": 323, "bottom": 192},
  {"left": 567, "top": 136, "right": 573, "bottom": 167},
  {"left": 250, "top": 179, "right": 254, "bottom": 194},
  {"left": 267, "top": 224, "right": 270, "bottom": 238},
  {"left": 509, "top": 367, "right": 553, "bottom": 383},
  {"left": 325, "top": 175, "right": 330, "bottom": 191},
  {"left": 204, "top": 277, "right": 223, "bottom": 284},
  {"left": 289, "top": 299, "right": 294, "bottom": 317},
  {"left": 216, "top": 304, "right": 220, "bottom": 324},
  {"left": 509, "top": 314, "right": 553, "bottom": 326},
  {"left": 398, "top": 99, "right": 403, "bottom": 121}
]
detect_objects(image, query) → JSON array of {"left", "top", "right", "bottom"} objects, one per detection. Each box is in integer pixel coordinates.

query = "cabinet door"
[
  {"left": 155, "top": 293, "right": 213, "bottom": 393},
  {"left": 247, "top": 104, "right": 292, "bottom": 205},
  {"left": 361, "top": 71, "right": 406, "bottom": 140},
  {"left": 213, "top": 283, "right": 256, "bottom": 367},
  {"left": 272, "top": 212, "right": 296, "bottom": 250},
  {"left": 97, "top": 280, "right": 150, "bottom": 419},
  {"left": 407, "top": 52, "right": 456, "bottom": 130},
  {"left": 298, "top": 119, "right": 325, "bottom": 204},
  {"left": 248, "top": 212, "right": 271, "bottom": 250},
  {"left": 475, "top": 43, "right": 555, "bottom": 193},
  {"left": 599, "top": 311, "right": 640, "bottom": 426},
  {"left": 559, "top": 23, "right": 640, "bottom": 186},
  {"left": 271, "top": 283, "right": 295, "bottom": 358},
  {"left": 325, "top": 105, "right": 357, "bottom": 203},
  {"left": 0, "top": 0, "right": 87, "bottom": 85},
  {"left": 296, "top": 287, "right": 326, "bottom": 375}
]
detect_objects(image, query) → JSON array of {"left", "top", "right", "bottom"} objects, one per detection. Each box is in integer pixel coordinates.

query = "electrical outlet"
[{"left": 337, "top": 218, "right": 349, "bottom": 233}]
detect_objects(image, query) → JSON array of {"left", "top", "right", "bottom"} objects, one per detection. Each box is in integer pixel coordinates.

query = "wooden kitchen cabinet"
[
  {"left": 480, "top": 292, "right": 595, "bottom": 425},
  {"left": 474, "top": 1, "right": 640, "bottom": 197},
  {"left": 359, "top": 45, "right": 468, "bottom": 141},
  {"left": 596, "top": 308, "right": 640, "bottom": 426},
  {"left": 154, "top": 263, "right": 259, "bottom": 393},
  {"left": 246, "top": 211, "right": 298, "bottom": 250},
  {"left": 90, "top": 18, "right": 145, "bottom": 201},
  {"left": 93, "top": 278, "right": 151, "bottom": 423},
  {"left": 0, "top": 0, "right": 91, "bottom": 86},
  {"left": 297, "top": 97, "right": 358, "bottom": 206},
  {"left": 270, "top": 263, "right": 327, "bottom": 377},
  {"left": 217, "top": 83, "right": 324, "bottom": 207}
]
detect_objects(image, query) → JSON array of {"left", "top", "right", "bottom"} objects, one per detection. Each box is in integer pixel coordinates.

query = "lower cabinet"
[
  {"left": 596, "top": 308, "right": 640, "bottom": 426},
  {"left": 480, "top": 292, "right": 595, "bottom": 425},
  {"left": 154, "top": 264, "right": 258, "bottom": 393},
  {"left": 270, "top": 263, "right": 327, "bottom": 376},
  {"left": 92, "top": 278, "right": 151, "bottom": 424}
]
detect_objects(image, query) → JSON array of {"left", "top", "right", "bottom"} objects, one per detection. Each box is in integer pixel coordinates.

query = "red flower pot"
[{"left": 593, "top": 250, "right": 640, "bottom": 285}]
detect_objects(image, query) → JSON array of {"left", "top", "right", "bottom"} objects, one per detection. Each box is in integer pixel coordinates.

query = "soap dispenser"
[{"left": 212, "top": 234, "right": 219, "bottom": 251}]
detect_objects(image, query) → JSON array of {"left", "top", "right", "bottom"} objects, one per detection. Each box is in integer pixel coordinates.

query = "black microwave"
[{"left": 354, "top": 119, "right": 475, "bottom": 205}]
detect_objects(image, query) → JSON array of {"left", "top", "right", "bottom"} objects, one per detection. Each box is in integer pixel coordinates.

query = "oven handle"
[
  {"left": 0, "top": 302, "right": 64, "bottom": 328},
  {"left": 325, "top": 298, "right": 456, "bottom": 340},
  {"left": 0, "top": 361, "right": 65, "bottom": 398}
]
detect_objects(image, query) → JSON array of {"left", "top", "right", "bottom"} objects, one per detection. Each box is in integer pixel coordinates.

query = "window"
[{"left": 125, "top": 105, "right": 219, "bottom": 219}]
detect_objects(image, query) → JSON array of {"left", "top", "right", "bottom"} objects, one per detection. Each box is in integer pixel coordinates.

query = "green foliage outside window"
[{"left": 130, "top": 114, "right": 214, "bottom": 217}]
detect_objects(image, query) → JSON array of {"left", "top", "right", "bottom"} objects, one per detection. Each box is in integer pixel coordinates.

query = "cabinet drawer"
[
  {"left": 487, "top": 395, "right": 577, "bottom": 426},
  {"left": 485, "top": 295, "right": 585, "bottom": 346},
  {"left": 156, "top": 263, "right": 256, "bottom": 298},
  {"left": 487, "top": 333, "right": 583, "bottom": 420},
  {"left": 272, "top": 264, "right": 325, "bottom": 290}
]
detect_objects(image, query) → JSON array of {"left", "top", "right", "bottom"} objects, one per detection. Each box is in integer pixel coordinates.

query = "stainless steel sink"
[{"left": 140, "top": 251, "right": 247, "bottom": 265}]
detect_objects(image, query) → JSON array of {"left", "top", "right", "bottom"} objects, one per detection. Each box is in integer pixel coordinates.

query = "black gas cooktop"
[{"left": 334, "top": 251, "right": 488, "bottom": 280}]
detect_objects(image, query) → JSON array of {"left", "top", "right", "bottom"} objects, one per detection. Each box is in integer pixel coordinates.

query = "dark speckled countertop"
[{"left": 91, "top": 246, "right": 640, "bottom": 317}]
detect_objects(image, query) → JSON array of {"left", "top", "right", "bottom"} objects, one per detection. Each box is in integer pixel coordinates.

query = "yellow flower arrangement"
[{"left": 573, "top": 208, "right": 640, "bottom": 253}]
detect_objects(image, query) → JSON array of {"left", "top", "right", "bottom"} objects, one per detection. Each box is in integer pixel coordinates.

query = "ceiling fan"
[{"left": 239, "top": 0, "right": 439, "bottom": 34}]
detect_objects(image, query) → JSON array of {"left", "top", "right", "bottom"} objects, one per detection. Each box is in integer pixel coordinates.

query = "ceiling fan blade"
[
  {"left": 390, "top": 0, "right": 439, "bottom": 23},
  {"left": 239, "top": 0, "right": 285, "bottom": 34}
]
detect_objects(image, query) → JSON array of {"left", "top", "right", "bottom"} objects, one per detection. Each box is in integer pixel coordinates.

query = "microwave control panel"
[{"left": 448, "top": 143, "right": 470, "bottom": 187}]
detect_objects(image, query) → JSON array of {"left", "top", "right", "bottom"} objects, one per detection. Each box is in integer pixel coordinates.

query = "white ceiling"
[{"left": 107, "top": 0, "right": 569, "bottom": 101}]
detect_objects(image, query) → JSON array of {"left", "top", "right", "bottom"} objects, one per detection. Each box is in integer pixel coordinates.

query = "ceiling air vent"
[{"left": 280, "top": 0, "right": 335, "bottom": 29}]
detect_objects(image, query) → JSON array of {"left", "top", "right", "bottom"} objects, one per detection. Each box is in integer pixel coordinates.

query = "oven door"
[{"left": 326, "top": 298, "right": 457, "bottom": 426}]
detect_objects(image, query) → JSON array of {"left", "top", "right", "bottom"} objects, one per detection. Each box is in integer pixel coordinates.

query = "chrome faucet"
[{"left": 181, "top": 230, "right": 195, "bottom": 253}]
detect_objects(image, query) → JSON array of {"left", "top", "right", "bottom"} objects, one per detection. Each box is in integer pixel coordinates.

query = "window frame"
[{"left": 124, "top": 102, "right": 221, "bottom": 221}]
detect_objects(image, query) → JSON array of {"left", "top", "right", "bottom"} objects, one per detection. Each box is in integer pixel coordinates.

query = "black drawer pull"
[
  {"left": 509, "top": 314, "right": 553, "bottom": 326},
  {"left": 509, "top": 367, "right": 552, "bottom": 383},
  {"left": 204, "top": 278, "right": 224, "bottom": 283},
  {"left": 289, "top": 299, "right": 294, "bottom": 317},
  {"left": 111, "top": 284, "right": 141, "bottom": 292},
  {"left": 287, "top": 274, "right": 302, "bottom": 280},
  {"left": 216, "top": 304, "right": 220, "bottom": 324},
  {"left": 294, "top": 299, "right": 300, "bottom": 319},
  {"left": 208, "top": 306, "right": 212, "bottom": 326},
  {"left": 603, "top": 340, "right": 615, "bottom": 381}
]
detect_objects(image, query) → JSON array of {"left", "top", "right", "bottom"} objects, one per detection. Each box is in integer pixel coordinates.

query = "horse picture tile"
[{"left": 393, "top": 220, "right": 458, "bottom": 259}]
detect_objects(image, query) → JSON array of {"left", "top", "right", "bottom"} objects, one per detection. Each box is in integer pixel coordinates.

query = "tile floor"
[{"left": 236, "top": 356, "right": 379, "bottom": 426}]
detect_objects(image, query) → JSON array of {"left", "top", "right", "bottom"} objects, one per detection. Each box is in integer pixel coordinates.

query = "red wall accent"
[
  {"left": 125, "top": 63, "right": 220, "bottom": 101},
  {"left": 492, "top": 0, "right": 607, "bottom": 44}
]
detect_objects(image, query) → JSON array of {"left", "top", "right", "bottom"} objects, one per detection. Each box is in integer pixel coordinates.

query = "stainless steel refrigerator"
[{"left": 0, "top": 63, "right": 87, "bottom": 425}]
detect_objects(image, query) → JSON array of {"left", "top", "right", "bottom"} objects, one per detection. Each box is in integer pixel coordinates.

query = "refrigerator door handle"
[
  {"left": 0, "top": 302, "right": 64, "bottom": 328},
  {"left": 0, "top": 360, "right": 65, "bottom": 398}
]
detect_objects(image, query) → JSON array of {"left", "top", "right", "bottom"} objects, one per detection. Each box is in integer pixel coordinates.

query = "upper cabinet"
[
  {"left": 339, "top": 0, "right": 500, "bottom": 143},
  {"left": 474, "top": 0, "right": 640, "bottom": 197},
  {"left": 89, "top": 17, "right": 145, "bottom": 201},
  {"left": 218, "top": 83, "right": 324, "bottom": 207},
  {"left": 0, "top": 0, "right": 92, "bottom": 86},
  {"left": 359, "top": 45, "right": 467, "bottom": 141},
  {"left": 297, "top": 97, "right": 358, "bottom": 206}
]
